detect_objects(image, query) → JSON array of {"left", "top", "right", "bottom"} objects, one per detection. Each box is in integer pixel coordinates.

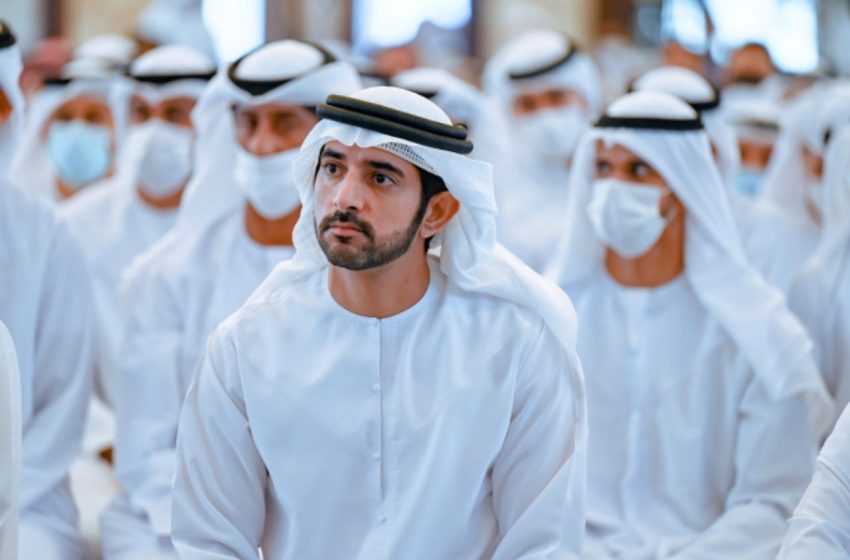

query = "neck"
[
  {"left": 137, "top": 184, "right": 184, "bottom": 210},
  {"left": 244, "top": 203, "right": 299, "bottom": 246},
  {"left": 605, "top": 213, "right": 686, "bottom": 288},
  {"left": 56, "top": 178, "right": 80, "bottom": 199},
  {"left": 328, "top": 246, "right": 431, "bottom": 319}
]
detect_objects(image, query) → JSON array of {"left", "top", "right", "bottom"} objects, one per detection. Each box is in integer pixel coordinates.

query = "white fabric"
[
  {"left": 176, "top": 44, "right": 361, "bottom": 234},
  {"left": 570, "top": 272, "right": 817, "bottom": 558},
  {"left": 0, "top": 183, "right": 94, "bottom": 559},
  {"left": 136, "top": 0, "right": 214, "bottom": 59},
  {"left": 74, "top": 34, "right": 137, "bottom": 67},
  {"left": 10, "top": 76, "right": 131, "bottom": 202},
  {"left": 788, "top": 126, "right": 850, "bottom": 420},
  {"left": 0, "top": 40, "right": 24, "bottom": 177},
  {"left": 0, "top": 321, "right": 20, "bottom": 560},
  {"left": 481, "top": 29, "right": 602, "bottom": 273},
  {"left": 548, "top": 91, "right": 832, "bottom": 434},
  {"left": 105, "top": 210, "right": 294, "bottom": 555},
  {"left": 779, "top": 404, "right": 850, "bottom": 559},
  {"left": 170, "top": 85, "right": 586, "bottom": 558},
  {"left": 173, "top": 258, "right": 584, "bottom": 559},
  {"left": 130, "top": 44, "right": 214, "bottom": 77}
]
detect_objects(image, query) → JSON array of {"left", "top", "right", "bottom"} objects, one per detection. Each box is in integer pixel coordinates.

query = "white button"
[
  {"left": 372, "top": 452, "right": 381, "bottom": 461},
  {"left": 372, "top": 383, "right": 380, "bottom": 393},
  {"left": 371, "top": 319, "right": 380, "bottom": 328}
]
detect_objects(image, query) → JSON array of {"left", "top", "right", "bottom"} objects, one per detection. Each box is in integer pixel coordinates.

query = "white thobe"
[
  {"left": 171, "top": 259, "right": 586, "bottom": 559},
  {"left": 497, "top": 161, "right": 572, "bottom": 274},
  {"left": 0, "top": 321, "right": 21, "bottom": 560},
  {"left": 788, "top": 249, "right": 850, "bottom": 422},
  {"left": 0, "top": 184, "right": 94, "bottom": 559},
  {"left": 778, "top": 403, "right": 850, "bottom": 559},
  {"left": 565, "top": 272, "right": 816, "bottom": 559},
  {"left": 102, "top": 208, "right": 294, "bottom": 559}
]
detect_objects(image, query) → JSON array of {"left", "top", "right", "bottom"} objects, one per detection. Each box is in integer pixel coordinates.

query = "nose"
[
  {"left": 333, "top": 169, "right": 367, "bottom": 212},
  {"left": 245, "top": 116, "right": 287, "bottom": 156}
]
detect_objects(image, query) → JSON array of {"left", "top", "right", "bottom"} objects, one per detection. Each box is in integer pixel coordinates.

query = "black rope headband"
[
  {"left": 317, "top": 94, "right": 474, "bottom": 154},
  {"left": 228, "top": 42, "right": 336, "bottom": 96},
  {"left": 508, "top": 45, "right": 578, "bottom": 81},
  {"left": 594, "top": 114, "right": 704, "bottom": 131},
  {"left": 131, "top": 72, "right": 216, "bottom": 85},
  {"left": 626, "top": 79, "right": 722, "bottom": 114},
  {"left": 0, "top": 20, "right": 16, "bottom": 49}
]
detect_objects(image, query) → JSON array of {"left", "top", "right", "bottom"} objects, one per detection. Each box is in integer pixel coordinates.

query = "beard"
[{"left": 316, "top": 208, "right": 424, "bottom": 271}]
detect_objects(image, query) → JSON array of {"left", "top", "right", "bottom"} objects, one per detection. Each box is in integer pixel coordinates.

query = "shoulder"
[{"left": 60, "top": 178, "right": 122, "bottom": 221}]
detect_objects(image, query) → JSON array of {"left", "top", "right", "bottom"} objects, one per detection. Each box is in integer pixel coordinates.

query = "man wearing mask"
[
  {"left": 60, "top": 44, "right": 214, "bottom": 547},
  {"left": 100, "top": 40, "right": 361, "bottom": 559},
  {"left": 483, "top": 29, "right": 602, "bottom": 272},
  {"left": 170, "top": 85, "right": 587, "bottom": 559},
  {"left": 11, "top": 57, "right": 128, "bottom": 202},
  {"left": 548, "top": 91, "right": 832, "bottom": 558},
  {"left": 0, "top": 21, "right": 95, "bottom": 559}
]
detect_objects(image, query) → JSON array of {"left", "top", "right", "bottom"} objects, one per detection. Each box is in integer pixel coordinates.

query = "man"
[
  {"left": 0, "top": 21, "right": 95, "bottom": 559},
  {"left": 483, "top": 29, "right": 602, "bottom": 272},
  {"left": 60, "top": 44, "right": 214, "bottom": 551},
  {"left": 170, "top": 86, "right": 587, "bottom": 559},
  {"left": 726, "top": 42, "right": 775, "bottom": 87},
  {"left": 100, "top": 40, "right": 361, "bottom": 559},
  {"left": 548, "top": 90, "right": 832, "bottom": 558},
  {"left": 788, "top": 125, "right": 850, "bottom": 422},
  {"left": 11, "top": 55, "right": 129, "bottom": 201},
  {"left": 0, "top": 321, "right": 20, "bottom": 560},
  {"left": 778, "top": 404, "right": 850, "bottom": 558}
]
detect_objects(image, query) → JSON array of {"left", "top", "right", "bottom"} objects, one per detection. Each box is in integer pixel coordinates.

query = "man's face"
[
  {"left": 313, "top": 141, "right": 426, "bottom": 271},
  {"left": 728, "top": 45, "right": 774, "bottom": 85},
  {"left": 738, "top": 139, "right": 773, "bottom": 170},
  {"left": 130, "top": 94, "right": 197, "bottom": 130},
  {"left": 233, "top": 102, "right": 319, "bottom": 156},
  {"left": 594, "top": 140, "right": 681, "bottom": 216},
  {"left": 42, "top": 94, "right": 114, "bottom": 138},
  {"left": 512, "top": 87, "right": 587, "bottom": 117}
]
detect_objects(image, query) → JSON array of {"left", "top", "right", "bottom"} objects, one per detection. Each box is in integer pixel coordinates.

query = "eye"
[
  {"left": 56, "top": 110, "right": 73, "bottom": 122},
  {"left": 632, "top": 161, "right": 650, "bottom": 177},
  {"left": 373, "top": 173, "right": 395, "bottom": 186},
  {"left": 595, "top": 160, "right": 611, "bottom": 176},
  {"left": 165, "top": 107, "right": 184, "bottom": 122},
  {"left": 85, "top": 109, "right": 105, "bottom": 124},
  {"left": 322, "top": 162, "right": 340, "bottom": 176},
  {"left": 549, "top": 90, "right": 567, "bottom": 103}
]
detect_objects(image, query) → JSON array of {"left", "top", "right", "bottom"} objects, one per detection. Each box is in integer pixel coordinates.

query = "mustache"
[{"left": 317, "top": 211, "right": 375, "bottom": 239}]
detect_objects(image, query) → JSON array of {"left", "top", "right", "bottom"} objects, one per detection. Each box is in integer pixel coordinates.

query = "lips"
[{"left": 328, "top": 222, "right": 363, "bottom": 235}]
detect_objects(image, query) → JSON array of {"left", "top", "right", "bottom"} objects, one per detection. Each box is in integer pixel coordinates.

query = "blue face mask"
[
  {"left": 734, "top": 167, "right": 765, "bottom": 198},
  {"left": 46, "top": 121, "right": 112, "bottom": 189}
]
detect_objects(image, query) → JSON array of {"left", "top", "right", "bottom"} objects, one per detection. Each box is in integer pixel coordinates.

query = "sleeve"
[
  {"left": 489, "top": 322, "right": 587, "bottom": 560},
  {"left": 20, "top": 224, "right": 95, "bottom": 511},
  {"left": 171, "top": 327, "right": 267, "bottom": 560},
  {"left": 112, "top": 256, "right": 186, "bottom": 536},
  {"left": 670, "top": 373, "right": 818, "bottom": 559},
  {"left": 788, "top": 272, "right": 829, "bottom": 385},
  {"left": 0, "top": 322, "right": 21, "bottom": 560},
  {"left": 778, "top": 404, "right": 850, "bottom": 560}
]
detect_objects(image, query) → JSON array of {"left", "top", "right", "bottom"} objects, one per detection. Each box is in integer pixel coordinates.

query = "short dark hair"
[{"left": 416, "top": 167, "right": 448, "bottom": 250}]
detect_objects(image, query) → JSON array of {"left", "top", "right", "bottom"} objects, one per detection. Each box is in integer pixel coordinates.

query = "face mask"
[
  {"left": 587, "top": 178, "right": 675, "bottom": 259},
  {"left": 234, "top": 147, "right": 301, "bottom": 220},
  {"left": 127, "top": 120, "right": 194, "bottom": 198},
  {"left": 47, "top": 121, "right": 112, "bottom": 189},
  {"left": 734, "top": 167, "right": 765, "bottom": 198},
  {"left": 516, "top": 105, "right": 589, "bottom": 163}
]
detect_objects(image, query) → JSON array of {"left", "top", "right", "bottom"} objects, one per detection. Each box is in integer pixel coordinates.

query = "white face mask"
[
  {"left": 128, "top": 120, "right": 194, "bottom": 198},
  {"left": 516, "top": 105, "right": 589, "bottom": 163},
  {"left": 234, "top": 147, "right": 301, "bottom": 220},
  {"left": 46, "top": 121, "right": 112, "bottom": 189},
  {"left": 586, "top": 178, "right": 676, "bottom": 259}
]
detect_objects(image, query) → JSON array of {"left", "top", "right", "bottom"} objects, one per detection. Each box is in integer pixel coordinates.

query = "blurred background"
[{"left": 1, "top": 0, "right": 848, "bottom": 99}]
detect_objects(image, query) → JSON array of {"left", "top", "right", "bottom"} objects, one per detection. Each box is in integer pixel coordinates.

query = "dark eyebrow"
[
  {"left": 366, "top": 160, "right": 405, "bottom": 177},
  {"left": 319, "top": 148, "right": 346, "bottom": 161}
]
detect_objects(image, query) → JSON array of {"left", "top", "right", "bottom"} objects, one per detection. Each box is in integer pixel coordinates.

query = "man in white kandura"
[
  {"left": 0, "top": 319, "right": 21, "bottom": 560},
  {"left": 0, "top": 20, "right": 96, "bottom": 559},
  {"left": 101, "top": 41, "right": 361, "bottom": 559},
  {"left": 547, "top": 90, "right": 833, "bottom": 558},
  {"left": 170, "top": 86, "right": 588, "bottom": 559}
]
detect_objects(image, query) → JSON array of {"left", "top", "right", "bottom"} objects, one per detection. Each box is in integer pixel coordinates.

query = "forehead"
[
  {"left": 594, "top": 139, "right": 641, "bottom": 159},
  {"left": 55, "top": 94, "right": 111, "bottom": 112},
  {"left": 233, "top": 101, "right": 308, "bottom": 116},
  {"left": 320, "top": 140, "right": 415, "bottom": 169}
]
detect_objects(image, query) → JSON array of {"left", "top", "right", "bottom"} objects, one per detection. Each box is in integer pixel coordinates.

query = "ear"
[
  {"left": 660, "top": 190, "right": 685, "bottom": 219},
  {"left": 419, "top": 191, "right": 460, "bottom": 239}
]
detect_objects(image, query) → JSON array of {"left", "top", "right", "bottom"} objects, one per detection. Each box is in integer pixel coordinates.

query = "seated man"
[
  {"left": 548, "top": 90, "right": 832, "bottom": 558},
  {"left": 101, "top": 41, "right": 361, "bottom": 560},
  {"left": 170, "top": 86, "right": 588, "bottom": 559}
]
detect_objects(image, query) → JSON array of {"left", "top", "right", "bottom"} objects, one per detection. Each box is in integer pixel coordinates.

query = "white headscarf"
[
  {"left": 0, "top": 26, "right": 24, "bottom": 178},
  {"left": 482, "top": 29, "right": 603, "bottom": 118},
  {"left": 250, "top": 84, "right": 583, "bottom": 361},
  {"left": 548, "top": 90, "right": 832, "bottom": 435},
  {"left": 175, "top": 40, "right": 361, "bottom": 234},
  {"left": 0, "top": 320, "right": 20, "bottom": 560},
  {"left": 74, "top": 33, "right": 138, "bottom": 70},
  {"left": 631, "top": 66, "right": 741, "bottom": 188},
  {"left": 9, "top": 64, "right": 131, "bottom": 199},
  {"left": 136, "top": 0, "right": 215, "bottom": 59},
  {"left": 805, "top": 125, "right": 850, "bottom": 267}
]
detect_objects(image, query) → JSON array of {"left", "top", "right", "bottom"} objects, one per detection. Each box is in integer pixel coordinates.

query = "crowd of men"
[{"left": 1, "top": 11, "right": 850, "bottom": 560}]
